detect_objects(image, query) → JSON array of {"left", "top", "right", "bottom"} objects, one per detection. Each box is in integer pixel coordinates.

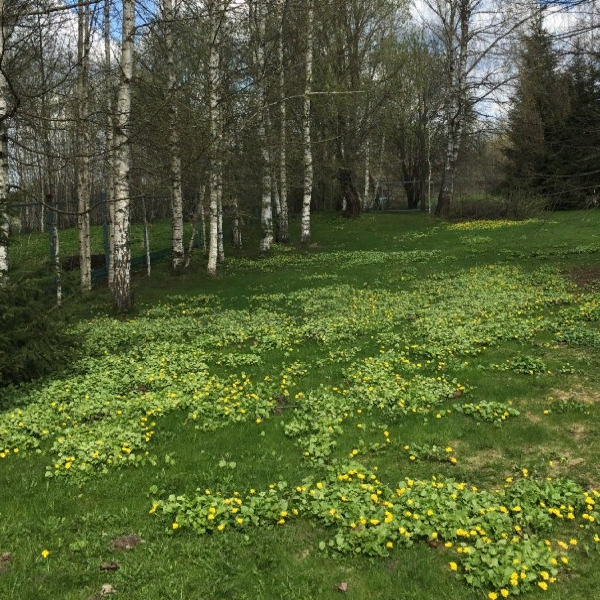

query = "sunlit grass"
[{"left": 1, "top": 210, "right": 600, "bottom": 599}]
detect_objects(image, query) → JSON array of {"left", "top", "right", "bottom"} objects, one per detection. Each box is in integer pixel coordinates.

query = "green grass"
[{"left": 2, "top": 210, "right": 600, "bottom": 599}]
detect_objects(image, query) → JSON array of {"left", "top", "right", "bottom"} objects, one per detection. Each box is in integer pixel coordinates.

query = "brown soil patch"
[
  {"left": 568, "top": 265, "right": 600, "bottom": 288},
  {"left": 548, "top": 455, "right": 585, "bottom": 478},
  {"left": 461, "top": 448, "right": 504, "bottom": 469},
  {"left": 566, "top": 423, "right": 589, "bottom": 441},
  {"left": 111, "top": 534, "right": 142, "bottom": 551},
  {"left": 0, "top": 552, "right": 11, "bottom": 575},
  {"left": 550, "top": 387, "right": 600, "bottom": 405},
  {"left": 525, "top": 411, "right": 543, "bottom": 424}
]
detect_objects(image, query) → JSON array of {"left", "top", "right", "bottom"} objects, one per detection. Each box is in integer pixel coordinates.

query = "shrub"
[
  {"left": 448, "top": 193, "right": 548, "bottom": 220},
  {"left": 0, "top": 269, "right": 78, "bottom": 389}
]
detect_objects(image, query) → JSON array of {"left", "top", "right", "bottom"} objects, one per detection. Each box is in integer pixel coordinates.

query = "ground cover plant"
[{"left": 1, "top": 211, "right": 600, "bottom": 599}]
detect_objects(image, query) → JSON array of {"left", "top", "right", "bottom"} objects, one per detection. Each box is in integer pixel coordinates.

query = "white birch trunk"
[
  {"left": 164, "top": 0, "right": 184, "bottom": 272},
  {"left": 207, "top": 1, "right": 220, "bottom": 276},
  {"left": 112, "top": 0, "right": 135, "bottom": 311},
  {"left": 301, "top": 0, "right": 314, "bottom": 245},
  {"left": 52, "top": 201, "right": 61, "bottom": 307},
  {"left": 0, "top": 0, "right": 9, "bottom": 279},
  {"left": 363, "top": 136, "right": 370, "bottom": 212},
  {"left": 104, "top": 0, "right": 116, "bottom": 289},
  {"left": 436, "top": 0, "right": 470, "bottom": 216},
  {"left": 254, "top": 0, "right": 273, "bottom": 252},
  {"left": 277, "top": 0, "right": 289, "bottom": 243},
  {"left": 77, "top": 0, "right": 92, "bottom": 291},
  {"left": 200, "top": 192, "right": 207, "bottom": 253},
  {"left": 259, "top": 121, "right": 273, "bottom": 252},
  {"left": 270, "top": 158, "right": 281, "bottom": 219},
  {"left": 217, "top": 182, "right": 224, "bottom": 263}
]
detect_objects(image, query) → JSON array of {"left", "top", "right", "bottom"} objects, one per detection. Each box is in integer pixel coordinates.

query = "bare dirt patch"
[
  {"left": 525, "top": 411, "right": 543, "bottom": 424},
  {"left": 568, "top": 265, "right": 600, "bottom": 288},
  {"left": 566, "top": 423, "right": 589, "bottom": 441},
  {"left": 547, "top": 454, "right": 586, "bottom": 478},
  {"left": 111, "top": 534, "right": 142, "bottom": 551},
  {"left": 461, "top": 448, "right": 504, "bottom": 469},
  {"left": 550, "top": 387, "right": 600, "bottom": 405},
  {"left": 0, "top": 552, "right": 11, "bottom": 575}
]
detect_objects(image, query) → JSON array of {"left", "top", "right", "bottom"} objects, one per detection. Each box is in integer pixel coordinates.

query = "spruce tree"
[{"left": 504, "top": 18, "right": 570, "bottom": 205}]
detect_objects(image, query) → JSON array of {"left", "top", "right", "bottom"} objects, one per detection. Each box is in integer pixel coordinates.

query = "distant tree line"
[{"left": 0, "top": 0, "right": 597, "bottom": 311}]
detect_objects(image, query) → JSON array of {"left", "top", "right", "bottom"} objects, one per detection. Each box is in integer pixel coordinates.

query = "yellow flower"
[
  {"left": 149, "top": 503, "right": 159, "bottom": 514},
  {"left": 538, "top": 581, "right": 548, "bottom": 591},
  {"left": 488, "top": 593, "right": 498, "bottom": 600},
  {"left": 569, "top": 538, "right": 577, "bottom": 546},
  {"left": 41, "top": 549, "right": 50, "bottom": 559},
  {"left": 386, "top": 541, "right": 393, "bottom": 549},
  {"left": 500, "top": 590, "right": 509, "bottom": 598},
  {"left": 449, "top": 562, "right": 458, "bottom": 571},
  {"left": 172, "top": 523, "right": 179, "bottom": 530}
]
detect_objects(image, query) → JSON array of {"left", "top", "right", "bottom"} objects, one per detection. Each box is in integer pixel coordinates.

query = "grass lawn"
[{"left": 1, "top": 210, "right": 600, "bottom": 599}]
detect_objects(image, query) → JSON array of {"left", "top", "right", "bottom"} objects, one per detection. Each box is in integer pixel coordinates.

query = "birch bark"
[
  {"left": 207, "top": 0, "right": 221, "bottom": 276},
  {"left": 0, "top": 1, "right": 9, "bottom": 279},
  {"left": 112, "top": 0, "right": 135, "bottom": 311},
  {"left": 217, "top": 183, "right": 224, "bottom": 263},
  {"left": 104, "top": 0, "right": 116, "bottom": 289},
  {"left": 434, "top": 0, "right": 470, "bottom": 216},
  {"left": 77, "top": 0, "right": 92, "bottom": 290},
  {"left": 164, "top": 0, "right": 184, "bottom": 272},
  {"left": 252, "top": 0, "right": 273, "bottom": 252},
  {"left": 277, "top": 0, "right": 289, "bottom": 242},
  {"left": 301, "top": 0, "right": 314, "bottom": 244}
]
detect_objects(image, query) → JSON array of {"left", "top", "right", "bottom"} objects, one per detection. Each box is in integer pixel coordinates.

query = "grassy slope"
[{"left": 1, "top": 211, "right": 600, "bottom": 600}]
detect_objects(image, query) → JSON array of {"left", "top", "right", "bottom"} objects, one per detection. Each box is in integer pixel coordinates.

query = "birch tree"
[
  {"left": 112, "top": 0, "right": 135, "bottom": 311},
  {"left": 164, "top": 0, "right": 185, "bottom": 273},
  {"left": 76, "top": 0, "right": 91, "bottom": 290},
  {"left": 427, "top": 0, "right": 471, "bottom": 217},
  {"left": 0, "top": 0, "right": 9, "bottom": 279},
  {"left": 421, "top": 0, "right": 537, "bottom": 215},
  {"left": 104, "top": 0, "right": 116, "bottom": 289},
  {"left": 301, "top": 0, "right": 313, "bottom": 243},
  {"left": 276, "top": 0, "right": 289, "bottom": 242},
  {"left": 253, "top": 0, "right": 273, "bottom": 252},
  {"left": 207, "top": 0, "right": 222, "bottom": 276}
]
